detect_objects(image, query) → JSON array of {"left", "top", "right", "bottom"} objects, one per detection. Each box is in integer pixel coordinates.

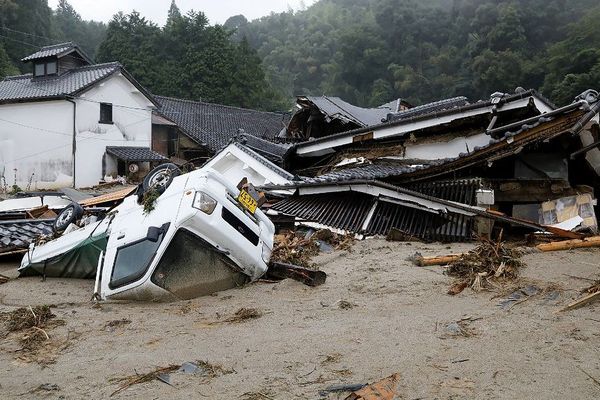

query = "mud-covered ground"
[{"left": 1, "top": 240, "right": 599, "bottom": 399}]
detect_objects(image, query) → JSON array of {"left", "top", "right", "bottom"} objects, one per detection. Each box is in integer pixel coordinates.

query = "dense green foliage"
[
  {"left": 95, "top": 3, "right": 281, "bottom": 109},
  {"left": 1, "top": 0, "right": 599, "bottom": 110},
  {"left": 0, "top": 0, "right": 106, "bottom": 75},
  {"left": 235, "top": 0, "right": 600, "bottom": 107}
]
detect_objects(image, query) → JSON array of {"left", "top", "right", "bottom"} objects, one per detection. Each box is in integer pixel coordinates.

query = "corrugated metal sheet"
[
  {"left": 271, "top": 193, "right": 375, "bottom": 232},
  {"left": 404, "top": 179, "right": 481, "bottom": 205},
  {"left": 364, "top": 200, "right": 473, "bottom": 242},
  {"left": 271, "top": 193, "right": 474, "bottom": 241}
]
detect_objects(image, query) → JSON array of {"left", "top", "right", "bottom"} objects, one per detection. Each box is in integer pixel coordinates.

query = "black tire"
[
  {"left": 53, "top": 202, "right": 84, "bottom": 233},
  {"left": 142, "top": 163, "right": 181, "bottom": 195}
]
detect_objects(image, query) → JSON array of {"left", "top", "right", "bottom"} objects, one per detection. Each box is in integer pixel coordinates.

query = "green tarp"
[{"left": 19, "top": 233, "right": 108, "bottom": 279}]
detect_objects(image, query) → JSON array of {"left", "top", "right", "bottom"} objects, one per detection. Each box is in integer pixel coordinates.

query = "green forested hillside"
[
  {"left": 1, "top": 0, "right": 599, "bottom": 110},
  {"left": 0, "top": 0, "right": 106, "bottom": 73},
  {"left": 234, "top": 0, "right": 600, "bottom": 107}
]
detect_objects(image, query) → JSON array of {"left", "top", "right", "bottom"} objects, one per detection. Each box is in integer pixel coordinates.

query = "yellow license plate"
[{"left": 237, "top": 190, "right": 258, "bottom": 214}]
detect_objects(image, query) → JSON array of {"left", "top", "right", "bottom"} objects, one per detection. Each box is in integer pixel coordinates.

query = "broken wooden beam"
[
  {"left": 413, "top": 254, "right": 462, "bottom": 267},
  {"left": 536, "top": 236, "right": 600, "bottom": 252},
  {"left": 266, "top": 261, "right": 327, "bottom": 287}
]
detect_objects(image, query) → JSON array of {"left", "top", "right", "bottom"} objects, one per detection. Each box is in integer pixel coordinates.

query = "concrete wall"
[{"left": 0, "top": 72, "right": 154, "bottom": 189}]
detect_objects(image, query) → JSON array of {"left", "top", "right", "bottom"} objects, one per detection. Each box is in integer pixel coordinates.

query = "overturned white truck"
[{"left": 19, "top": 163, "right": 277, "bottom": 301}]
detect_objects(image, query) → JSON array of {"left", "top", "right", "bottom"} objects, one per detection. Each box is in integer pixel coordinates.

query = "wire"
[
  {"left": 0, "top": 26, "right": 62, "bottom": 44},
  {"left": 0, "top": 33, "right": 43, "bottom": 49}
]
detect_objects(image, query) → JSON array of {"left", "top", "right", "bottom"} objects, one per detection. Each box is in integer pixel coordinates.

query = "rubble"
[{"left": 445, "top": 238, "right": 524, "bottom": 292}]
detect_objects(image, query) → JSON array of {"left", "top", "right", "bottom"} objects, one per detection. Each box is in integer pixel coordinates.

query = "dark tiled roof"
[
  {"left": 296, "top": 161, "right": 447, "bottom": 185},
  {"left": 234, "top": 134, "right": 292, "bottom": 165},
  {"left": 21, "top": 42, "right": 93, "bottom": 63},
  {"left": 230, "top": 142, "right": 295, "bottom": 180},
  {"left": 387, "top": 96, "right": 469, "bottom": 122},
  {"left": 0, "top": 62, "right": 121, "bottom": 103},
  {"left": 0, "top": 219, "right": 54, "bottom": 253},
  {"left": 303, "top": 95, "right": 396, "bottom": 127},
  {"left": 155, "top": 95, "right": 290, "bottom": 154},
  {"left": 106, "top": 146, "right": 168, "bottom": 162}
]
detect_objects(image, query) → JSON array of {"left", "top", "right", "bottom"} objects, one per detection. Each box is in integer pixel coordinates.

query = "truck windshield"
[{"left": 109, "top": 233, "right": 165, "bottom": 289}]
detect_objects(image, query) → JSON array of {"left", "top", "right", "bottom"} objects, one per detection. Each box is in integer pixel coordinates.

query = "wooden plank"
[
  {"left": 559, "top": 291, "right": 600, "bottom": 312},
  {"left": 79, "top": 186, "right": 137, "bottom": 207}
]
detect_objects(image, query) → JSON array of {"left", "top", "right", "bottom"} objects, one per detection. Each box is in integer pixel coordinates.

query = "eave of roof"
[{"left": 21, "top": 42, "right": 94, "bottom": 64}]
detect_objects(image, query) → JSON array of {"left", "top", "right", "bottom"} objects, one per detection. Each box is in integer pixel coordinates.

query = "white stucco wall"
[
  {"left": 74, "top": 73, "right": 153, "bottom": 187},
  {"left": 0, "top": 72, "right": 154, "bottom": 189},
  {"left": 0, "top": 100, "right": 74, "bottom": 189}
]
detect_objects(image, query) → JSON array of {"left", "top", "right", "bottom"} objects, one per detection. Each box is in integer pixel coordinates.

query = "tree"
[{"left": 0, "top": 42, "right": 18, "bottom": 79}]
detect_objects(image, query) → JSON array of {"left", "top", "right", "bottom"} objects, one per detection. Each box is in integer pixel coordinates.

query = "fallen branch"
[{"left": 110, "top": 365, "right": 180, "bottom": 397}]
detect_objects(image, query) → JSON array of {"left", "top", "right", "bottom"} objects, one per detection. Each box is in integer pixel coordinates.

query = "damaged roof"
[
  {"left": 105, "top": 146, "right": 168, "bottom": 162},
  {"left": 295, "top": 89, "right": 557, "bottom": 157},
  {"left": 155, "top": 96, "right": 290, "bottom": 155},
  {"left": 298, "top": 95, "right": 406, "bottom": 127},
  {"left": 230, "top": 139, "right": 295, "bottom": 178},
  {"left": 0, "top": 219, "right": 53, "bottom": 254},
  {"left": 292, "top": 101, "right": 591, "bottom": 184}
]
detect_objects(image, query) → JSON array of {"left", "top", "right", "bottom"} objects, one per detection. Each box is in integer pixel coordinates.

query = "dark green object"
[{"left": 19, "top": 233, "right": 108, "bottom": 279}]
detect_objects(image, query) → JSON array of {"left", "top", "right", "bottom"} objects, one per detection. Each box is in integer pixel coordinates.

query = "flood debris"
[
  {"left": 271, "top": 229, "right": 353, "bottom": 268},
  {"left": 266, "top": 261, "right": 327, "bottom": 287},
  {"left": 344, "top": 373, "right": 400, "bottom": 400},
  {"left": 445, "top": 238, "right": 524, "bottom": 293},
  {"left": 1, "top": 305, "right": 66, "bottom": 354},
  {"left": 559, "top": 280, "right": 600, "bottom": 312},
  {"left": 224, "top": 308, "right": 263, "bottom": 323},
  {"left": 104, "top": 318, "right": 132, "bottom": 332},
  {"left": 110, "top": 364, "right": 180, "bottom": 397},
  {"left": 4, "top": 305, "right": 56, "bottom": 332}
]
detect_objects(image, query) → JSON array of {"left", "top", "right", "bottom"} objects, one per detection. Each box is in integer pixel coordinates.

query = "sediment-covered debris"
[
  {"left": 445, "top": 239, "right": 524, "bottom": 293},
  {"left": 271, "top": 229, "right": 353, "bottom": 268}
]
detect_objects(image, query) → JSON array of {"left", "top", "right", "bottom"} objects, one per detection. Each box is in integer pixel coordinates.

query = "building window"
[
  {"left": 33, "top": 60, "right": 58, "bottom": 77},
  {"left": 46, "top": 60, "right": 57, "bottom": 75},
  {"left": 34, "top": 63, "right": 45, "bottom": 77},
  {"left": 100, "top": 103, "right": 113, "bottom": 124}
]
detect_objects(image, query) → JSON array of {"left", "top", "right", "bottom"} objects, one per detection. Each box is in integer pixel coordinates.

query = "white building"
[{"left": 0, "top": 42, "right": 165, "bottom": 189}]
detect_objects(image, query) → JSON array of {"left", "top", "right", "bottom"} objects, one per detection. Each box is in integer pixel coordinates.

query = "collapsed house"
[
  {"left": 265, "top": 89, "right": 600, "bottom": 241},
  {"left": 283, "top": 95, "right": 411, "bottom": 140}
]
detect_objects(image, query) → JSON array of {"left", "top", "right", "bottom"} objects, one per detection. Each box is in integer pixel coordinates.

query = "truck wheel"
[
  {"left": 142, "top": 163, "right": 181, "bottom": 195},
  {"left": 53, "top": 202, "right": 84, "bottom": 233}
]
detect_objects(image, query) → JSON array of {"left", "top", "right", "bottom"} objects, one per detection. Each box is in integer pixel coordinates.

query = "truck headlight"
[
  {"left": 192, "top": 191, "right": 217, "bottom": 214},
  {"left": 262, "top": 242, "right": 272, "bottom": 264}
]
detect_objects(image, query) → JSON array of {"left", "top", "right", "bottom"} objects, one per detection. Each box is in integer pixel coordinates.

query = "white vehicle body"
[{"left": 20, "top": 168, "right": 275, "bottom": 301}]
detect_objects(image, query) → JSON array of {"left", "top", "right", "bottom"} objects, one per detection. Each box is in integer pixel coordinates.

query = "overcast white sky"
[{"left": 47, "top": 0, "right": 316, "bottom": 26}]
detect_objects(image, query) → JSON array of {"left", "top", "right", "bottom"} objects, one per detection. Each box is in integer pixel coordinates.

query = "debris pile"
[
  {"left": 271, "top": 229, "right": 353, "bottom": 268},
  {"left": 1, "top": 305, "right": 65, "bottom": 352},
  {"left": 445, "top": 239, "right": 524, "bottom": 293}
]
